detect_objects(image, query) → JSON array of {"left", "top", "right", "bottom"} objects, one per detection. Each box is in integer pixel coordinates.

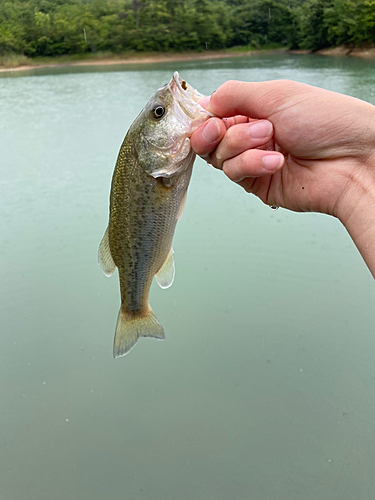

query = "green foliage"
[
  {"left": 0, "top": 0, "right": 374, "bottom": 59},
  {"left": 324, "top": 0, "right": 375, "bottom": 46},
  {"left": 296, "top": 0, "right": 375, "bottom": 50},
  {"left": 297, "top": 0, "right": 332, "bottom": 50},
  {"left": 230, "top": 0, "right": 298, "bottom": 48}
]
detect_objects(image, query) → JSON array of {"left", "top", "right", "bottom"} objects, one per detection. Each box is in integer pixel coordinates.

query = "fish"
[{"left": 99, "top": 72, "right": 213, "bottom": 358}]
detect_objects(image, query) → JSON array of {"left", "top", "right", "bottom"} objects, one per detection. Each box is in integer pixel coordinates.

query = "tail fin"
[{"left": 113, "top": 307, "right": 165, "bottom": 358}]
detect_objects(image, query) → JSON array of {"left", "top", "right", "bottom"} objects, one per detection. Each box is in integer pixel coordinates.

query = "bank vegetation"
[{"left": 0, "top": 0, "right": 374, "bottom": 62}]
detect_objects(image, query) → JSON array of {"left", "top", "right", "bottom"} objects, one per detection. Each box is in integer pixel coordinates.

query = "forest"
[{"left": 0, "top": 0, "right": 374, "bottom": 58}]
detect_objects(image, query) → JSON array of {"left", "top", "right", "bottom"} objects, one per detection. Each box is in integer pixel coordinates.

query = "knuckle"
[
  {"left": 238, "top": 152, "right": 248, "bottom": 173},
  {"left": 244, "top": 183, "right": 254, "bottom": 193},
  {"left": 224, "top": 128, "right": 237, "bottom": 150},
  {"left": 211, "top": 151, "right": 223, "bottom": 170},
  {"left": 275, "top": 79, "right": 301, "bottom": 96},
  {"left": 213, "top": 80, "right": 239, "bottom": 101},
  {"left": 223, "top": 79, "right": 240, "bottom": 90}
]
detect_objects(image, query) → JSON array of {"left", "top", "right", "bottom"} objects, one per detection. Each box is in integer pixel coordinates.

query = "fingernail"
[
  {"left": 248, "top": 120, "right": 272, "bottom": 139},
  {"left": 262, "top": 154, "right": 284, "bottom": 171},
  {"left": 202, "top": 119, "right": 221, "bottom": 143},
  {"left": 199, "top": 96, "right": 211, "bottom": 108}
]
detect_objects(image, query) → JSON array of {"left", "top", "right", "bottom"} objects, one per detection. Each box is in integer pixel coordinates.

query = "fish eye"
[{"left": 152, "top": 105, "right": 165, "bottom": 119}]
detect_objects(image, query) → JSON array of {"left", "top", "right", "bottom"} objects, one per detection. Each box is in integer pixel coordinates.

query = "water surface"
[{"left": 1, "top": 54, "right": 375, "bottom": 500}]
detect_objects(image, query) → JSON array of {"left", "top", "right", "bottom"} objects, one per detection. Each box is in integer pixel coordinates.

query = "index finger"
[{"left": 205, "top": 79, "right": 307, "bottom": 120}]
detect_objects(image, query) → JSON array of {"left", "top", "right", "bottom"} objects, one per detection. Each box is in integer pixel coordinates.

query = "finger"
[
  {"left": 222, "top": 115, "right": 249, "bottom": 129},
  {"left": 222, "top": 115, "right": 270, "bottom": 130},
  {"left": 190, "top": 118, "right": 226, "bottom": 157},
  {"left": 223, "top": 149, "right": 285, "bottom": 182},
  {"left": 205, "top": 80, "right": 306, "bottom": 120},
  {"left": 210, "top": 120, "right": 273, "bottom": 170}
]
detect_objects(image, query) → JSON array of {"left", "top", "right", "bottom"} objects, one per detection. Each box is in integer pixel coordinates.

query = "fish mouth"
[
  {"left": 168, "top": 71, "right": 213, "bottom": 126},
  {"left": 169, "top": 72, "right": 205, "bottom": 109},
  {"left": 145, "top": 72, "right": 213, "bottom": 155},
  {"left": 142, "top": 73, "right": 214, "bottom": 178}
]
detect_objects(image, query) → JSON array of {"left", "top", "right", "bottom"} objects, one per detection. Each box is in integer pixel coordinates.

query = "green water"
[{"left": 1, "top": 54, "right": 374, "bottom": 500}]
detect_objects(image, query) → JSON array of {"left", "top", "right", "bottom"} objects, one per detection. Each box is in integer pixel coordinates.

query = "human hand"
[{"left": 191, "top": 80, "right": 375, "bottom": 277}]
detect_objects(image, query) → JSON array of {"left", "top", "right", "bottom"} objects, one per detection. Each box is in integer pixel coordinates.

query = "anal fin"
[{"left": 155, "top": 247, "right": 175, "bottom": 289}]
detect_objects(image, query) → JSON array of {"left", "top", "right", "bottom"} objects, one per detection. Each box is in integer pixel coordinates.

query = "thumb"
[{"left": 205, "top": 79, "right": 302, "bottom": 120}]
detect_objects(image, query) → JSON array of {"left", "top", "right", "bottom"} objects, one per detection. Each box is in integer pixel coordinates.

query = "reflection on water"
[{"left": 1, "top": 54, "right": 374, "bottom": 500}]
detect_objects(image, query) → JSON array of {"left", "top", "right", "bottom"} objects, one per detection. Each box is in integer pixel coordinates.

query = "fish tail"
[{"left": 113, "top": 307, "right": 165, "bottom": 358}]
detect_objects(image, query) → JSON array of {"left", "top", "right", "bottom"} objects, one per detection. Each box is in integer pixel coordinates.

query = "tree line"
[{"left": 0, "top": 0, "right": 374, "bottom": 58}]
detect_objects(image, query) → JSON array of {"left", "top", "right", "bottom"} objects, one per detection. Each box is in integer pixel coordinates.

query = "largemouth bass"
[{"left": 99, "top": 72, "right": 212, "bottom": 357}]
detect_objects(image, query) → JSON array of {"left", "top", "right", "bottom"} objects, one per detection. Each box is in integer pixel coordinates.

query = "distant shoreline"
[
  {"left": 1, "top": 46, "right": 375, "bottom": 74},
  {"left": 292, "top": 46, "right": 375, "bottom": 59},
  {"left": 0, "top": 49, "right": 278, "bottom": 73}
]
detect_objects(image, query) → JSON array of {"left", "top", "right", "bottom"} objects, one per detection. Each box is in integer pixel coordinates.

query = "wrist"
[{"left": 336, "top": 153, "right": 375, "bottom": 278}]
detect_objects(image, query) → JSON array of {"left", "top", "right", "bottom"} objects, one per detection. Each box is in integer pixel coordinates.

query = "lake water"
[{"left": 1, "top": 54, "right": 374, "bottom": 500}]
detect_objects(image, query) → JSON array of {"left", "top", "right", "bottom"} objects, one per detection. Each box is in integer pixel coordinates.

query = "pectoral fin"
[
  {"left": 98, "top": 227, "right": 116, "bottom": 277},
  {"left": 155, "top": 247, "right": 175, "bottom": 289},
  {"left": 177, "top": 189, "right": 187, "bottom": 221}
]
